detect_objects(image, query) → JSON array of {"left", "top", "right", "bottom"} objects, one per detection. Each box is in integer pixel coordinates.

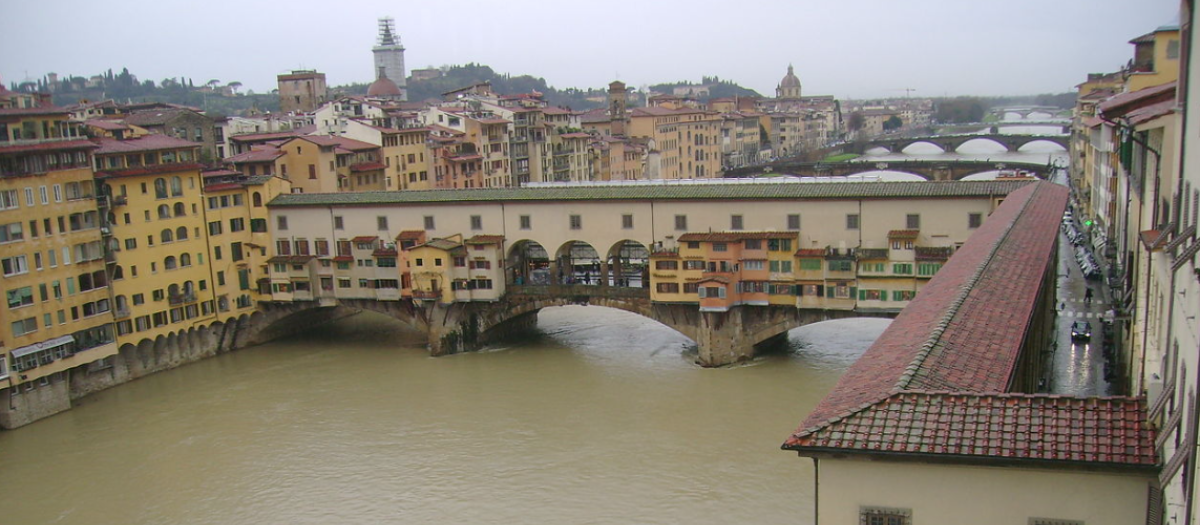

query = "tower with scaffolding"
[{"left": 372, "top": 17, "right": 407, "bottom": 101}]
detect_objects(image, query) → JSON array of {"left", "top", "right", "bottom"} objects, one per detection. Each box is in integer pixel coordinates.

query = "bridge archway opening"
[
  {"left": 954, "top": 137, "right": 1009, "bottom": 153},
  {"left": 899, "top": 141, "right": 946, "bottom": 154},
  {"left": 864, "top": 146, "right": 892, "bottom": 155},
  {"left": 606, "top": 240, "right": 649, "bottom": 288},
  {"left": 1002, "top": 112, "right": 1025, "bottom": 121},
  {"left": 1026, "top": 111, "right": 1054, "bottom": 120},
  {"left": 507, "top": 240, "right": 551, "bottom": 286},
  {"left": 556, "top": 241, "right": 602, "bottom": 285},
  {"left": 1017, "top": 140, "right": 1068, "bottom": 153},
  {"left": 785, "top": 317, "right": 893, "bottom": 366},
  {"left": 533, "top": 304, "right": 696, "bottom": 357}
]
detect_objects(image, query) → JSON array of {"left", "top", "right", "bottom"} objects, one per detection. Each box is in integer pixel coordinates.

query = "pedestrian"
[{"left": 1084, "top": 288, "right": 1093, "bottom": 304}]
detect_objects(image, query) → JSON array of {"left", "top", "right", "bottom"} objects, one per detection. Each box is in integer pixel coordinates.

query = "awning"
[{"left": 11, "top": 335, "right": 75, "bottom": 358}]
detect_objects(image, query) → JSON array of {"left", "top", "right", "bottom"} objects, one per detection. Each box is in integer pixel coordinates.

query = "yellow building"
[
  {"left": 93, "top": 135, "right": 218, "bottom": 347},
  {"left": 384, "top": 127, "right": 433, "bottom": 190},
  {"left": 1126, "top": 25, "right": 1181, "bottom": 92},
  {"left": 408, "top": 236, "right": 466, "bottom": 303},
  {"left": 200, "top": 168, "right": 291, "bottom": 316},
  {"left": 629, "top": 106, "right": 722, "bottom": 179},
  {"left": 0, "top": 108, "right": 117, "bottom": 428},
  {"left": 273, "top": 135, "right": 383, "bottom": 194}
]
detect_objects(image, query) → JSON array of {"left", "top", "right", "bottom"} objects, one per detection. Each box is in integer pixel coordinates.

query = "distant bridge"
[
  {"left": 856, "top": 133, "right": 1069, "bottom": 154},
  {"left": 991, "top": 106, "right": 1066, "bottom": 119},
  {"left": 725, "top": 159, "right": 1053, "bottom": 181}
]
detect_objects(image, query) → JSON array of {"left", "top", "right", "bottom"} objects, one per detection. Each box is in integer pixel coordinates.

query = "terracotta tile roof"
[
  {"left": 697, "top": 276, "right": 730, "bottom": 284},
  {"left": 226, "top": 147, "right": 282, "bottom": 164},
  {"left": 332, "top": 255, "right": 354, "bottom": 262},
  {"left": 0, "top": 106, "right": 70, "bottom": 117},
  {"left": 1099, "top": 81, "right": 1176, "bottom": 118},
  {"left": 418, "top": 238, "right": 462, "bottom": 251},
  {"left": 267, "top": 256, "right": 291, "bottom": 263},
  {"left": 782, "top": 182, "right": 1154, "bottom": 469},
  {"left": 228, "top": 126, "right": 314, "bottom": 143},
  {"left": 465, "top": 234, "right": 505, "bottom": 244},
  {"left": 351, "top": 236, "right": 379, "bottom": 243},
  {"left": 1140, "top": 230, "right": 1164, "bottom": 250},
  {"left": 372, "top": 248, "right": 398, "bottom": 257},
  {"left": 785, "top": 392, "right": 1155, "bottom": 467},
  {"left": 288, "top": 255, "right": 315, "bottom": 264},
  {"left": 350, "top": 161, "right": 386, "bottom": 172},
  {"left": 202, "top": 168, "right": 240, "bottom": 178},
  {"left": 887, "top": 229, "right": 919, "bottom": 238},
  {"left": 95, "top": 162, "right": 205, "bottom": 179},
  {"left": 677, "top": 231, "right": 797, "bottom": 242},
  {"left": 204, "top": 182, "right": 242, "bottom": 192},
  {"left": 0, "top": 139, "right": 96, "bottom": 155},
  {"left": 93, "top": 135, "right": 198, "bottom": 154},
  {"left": 125, "top": 108, "right": 201, "bottom": 126},
  {"left": 395, "top": 230, "right": 425, "bottom": 240},
  {"left": 84, "top": 119, "right": 131, "bottom": 131},
  {"left": 795, "top": 248, "right": 826, "bottom": 257},
  {"left": 560, "top": 132, "right": 592, "bottom": 139},
  {"left": 295, "top": 135, "right": 378, "bottom": 152}
]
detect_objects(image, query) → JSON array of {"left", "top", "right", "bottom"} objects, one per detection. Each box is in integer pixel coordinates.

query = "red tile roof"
[
  {"left": 0, "top": 106, "right": 70, "bottom": 117},
  {"left": 795, "top": 248, "right": 826, "bottom": 257},
  {"left": 372, "top": 248, "right": 398, "bottom": 257},
  {"left": 204, "top": 182, "right": 242, "bottom": 192},
  {"left": 229, "top": 126, "right": 314, "bottom": 143},
  {"left": 351, "top": 236, "right": 379, "bottom": 243},
  {"left": 785, "top": 392, "right": 1155, "bottom": 467},
  {"left": 84, "top": 119, "right": 131, "bottom": 131},
  {"left": 465, "top": 234, "right": 505, "bottom": 244},
  {"left": 783, "top": 182, "right": 1154, "bottom": 469},
  {"left": 0, "top": 139, "right": 96, "bottom": 155},
  {"left": 294, "top": 135, "right": 378, "bottom": 152},
  {"left": 678, "top": 231, "right": 796, "bottom": 242},
  {"left": 96, "top": 162, "right": 205, "bottom": 179},
  {"left": 395, "top": 230, "right": 425, "bottom": 240},
  {"left": 226, "top": 147, "right": 282, "bottom": 164},
  {"left": 93, "top": 135, "right": 198, "bottom": 154},
  {"left": 350, "top": 161, "right": 386, "bottom": 172},
  {"left": 887, "top": 229, "right": 919, "bottom": 238}
]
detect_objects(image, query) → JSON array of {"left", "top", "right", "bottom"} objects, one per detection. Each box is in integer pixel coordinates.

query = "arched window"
[
  {"left": 173, "top": 202, "right": 186, "bottom": 217},
  {"left": 161, "top": 229, "right": 174, "bottom": 243},
  {"left": 115, "top": 295, "right": 128, "bottom": 311},
  {"left": 164, "top": 256, "right": 177, "bottom": 270},
  {"left": 154, "top": 178, "right": 168, "bottom": 199},
  {"left": 176, "top": 226, "right": 188, "bottom": 240},
  {"left": 112, "top": 265, "right": 124, "bottom": 280},
  {"left": 170, "top": 176, "right": 183, "bottom": 197},
  {"left": 168, "top": 283, "right": 180, "bottom": 297},
  {"left": 252, "top": 192, "right": 263, "bottom": 207},
  {"left": 183, "top": 281, "right": 195, "bottom": 295},
  {"left": 157, "top": 204, "right": 171, "bottom": 219},
  {"left": 180, "top": 253, "right": 192, "bottom": 267}
]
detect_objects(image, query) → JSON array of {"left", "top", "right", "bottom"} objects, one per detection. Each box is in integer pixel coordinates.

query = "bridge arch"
[
  {"left": 555, "top": 240, "right": 602, "bottom": 285},
  {"left": 507, "top": 239, "right": 551, "bottom": 286},
  {"left": 954, "top": 137, "right": 1010, "bottom": 152},
  {"left": 606, "top": 239, "right": 649, "bottom": 288},
  {"left": 897, "top": 140, "right": 948, "bottom": 154},
  {"left": 1016, "top": 139, "right": 1068, "bottom": 152}
]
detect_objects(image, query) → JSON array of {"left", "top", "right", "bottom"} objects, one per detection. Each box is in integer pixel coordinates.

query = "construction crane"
[{"left": 889, "top": 88, "right": 917, "bottom": 98}]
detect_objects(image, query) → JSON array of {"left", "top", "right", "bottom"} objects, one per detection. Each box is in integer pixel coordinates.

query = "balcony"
[
  {"left": 168, "top": 292, "right": 197, "bottom": 306},
  {"left": 412, "top": 289, "right": 441, "bottom": 301},
  {"left": 113, "top": 308, "right": 131, "bottom": 319}
]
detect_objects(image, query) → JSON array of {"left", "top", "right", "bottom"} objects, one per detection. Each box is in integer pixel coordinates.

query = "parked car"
[{"left": 1071, "top": 321, "right": 1092, "bottom": 341}]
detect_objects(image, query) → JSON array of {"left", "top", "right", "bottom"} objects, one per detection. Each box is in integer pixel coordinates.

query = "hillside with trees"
[{"left": 649, "top": 76, "right": 763, "bottom": 100}]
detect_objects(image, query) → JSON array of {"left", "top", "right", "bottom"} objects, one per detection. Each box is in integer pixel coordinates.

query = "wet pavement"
[{"left": 1048, "top": 169, "right": 1116, "bottom": 396}]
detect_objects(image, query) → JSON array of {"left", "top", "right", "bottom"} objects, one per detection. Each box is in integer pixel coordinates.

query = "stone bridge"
[
  {"left": 856, "top": 133, "right": 1069, "bottom": 154},
  {"left": 725, "top": 159, "right": 1052, "bottom": 181},
  {"left": 266, "top": 285, "right": 894, "bottom": 367}
]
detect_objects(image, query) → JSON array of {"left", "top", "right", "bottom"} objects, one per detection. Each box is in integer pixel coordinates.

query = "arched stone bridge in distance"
[
  {"left": 724, "top": 158, "right": 1053, "bottom": 181},
  {"left": 854, "top": 133, "right": 1070, "bottom": 155},
  {"left": 258, "top": 284, "right": 896, "bottom": 367}
]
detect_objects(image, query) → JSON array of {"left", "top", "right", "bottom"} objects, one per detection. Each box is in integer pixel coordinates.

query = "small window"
[
  {"left": 569, "top": 214, "right": 582, "bottom": 230},
  {"left": 731, "top": 215, "right": 743, "bottom": 230},
  {"left": 674, "top": 214, "right": 687, "bottom": 231},
  {"left": 470, "top": 215, "right": 482, "bottom": 230},
  {"left": 334, "top": 216, "right": 344, "bottom": 230},
  {"left": 622, "top": 214, "right": 633, "bottom": 229},
  {"left": 859, "top": 506, "right": 911, "bottom": 525},
  {"left": 379, "top": 216, "right": 390, "bottom": 231},
  {"left": 847, "top": 214, "right": 860, "bottom": 230},
  {"left": 787, "top": 214, "right": 800, "bottom": 230},
  {"left": 277, "top": 216, "right": 288, "bottom": 230},
  {"left": 519, "top": 215, "right": 531, "bottom": 230},
  {"left": 423, "top": 216, "right": 434, "bottom": 230},
  {"left": 968, "top": 212, "right": 982, "bottom": 229},
  {"left": 906, "top": 214, "right": 920, "bottom": 230}
]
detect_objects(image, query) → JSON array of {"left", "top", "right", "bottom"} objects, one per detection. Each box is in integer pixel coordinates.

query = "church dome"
[
  {"left": 367, "top": 76, "right": 402, "bottom": 97},
  {"left": 780, "top": 65, "right": 801, "bottom": 88}
]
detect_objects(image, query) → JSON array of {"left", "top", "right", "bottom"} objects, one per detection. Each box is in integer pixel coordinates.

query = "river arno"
[{"left": 0, "top": 307, "right": 889, "bottom": 524}]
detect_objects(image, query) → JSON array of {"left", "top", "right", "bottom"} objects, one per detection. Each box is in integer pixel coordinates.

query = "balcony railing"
[
  {"left": 168, "top": 292, "right": 197, "bottom": 306},
  {"left": 113, "top": 308, "right": 131, "bottom": 319}
]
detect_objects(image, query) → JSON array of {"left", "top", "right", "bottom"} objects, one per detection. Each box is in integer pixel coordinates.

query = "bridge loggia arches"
[
  {"left": 606, "top": 239, "right": 649, "bottom": 288},
  {"left": 506, "top": 239, "right": 551, "bottom": 286},
  {"left": 555, "top": 240, "right": 602, "bottom": 285}
]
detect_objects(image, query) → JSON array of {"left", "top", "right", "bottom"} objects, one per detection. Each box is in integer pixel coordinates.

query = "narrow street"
[{"left": 1048, "top": 168, "right": 1116, "bottom": 396}]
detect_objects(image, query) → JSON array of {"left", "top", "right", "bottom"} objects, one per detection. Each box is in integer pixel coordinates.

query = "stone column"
[{"left": 693, "top": 307, "right": 756, "bottom": 367}]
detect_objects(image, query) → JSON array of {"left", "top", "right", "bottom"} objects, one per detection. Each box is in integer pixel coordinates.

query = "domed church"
[{"left": 776, "top": 64, "right": 802, "bottom": 99}]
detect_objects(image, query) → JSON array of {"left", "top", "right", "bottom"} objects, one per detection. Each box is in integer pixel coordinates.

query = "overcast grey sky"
[{"left": 0, "top": 0, "right": 1181, "bottom": 100}]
